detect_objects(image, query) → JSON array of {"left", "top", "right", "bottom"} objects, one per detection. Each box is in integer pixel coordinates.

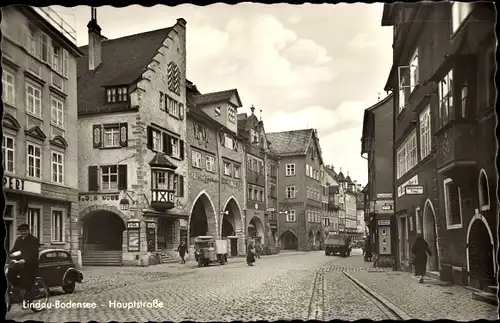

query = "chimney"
[
  {"left": 250, "top": 105, "right": 255, "bottom": 115},
  {"left": 87, "top": 7, "right": 102, "bottom": 71}
]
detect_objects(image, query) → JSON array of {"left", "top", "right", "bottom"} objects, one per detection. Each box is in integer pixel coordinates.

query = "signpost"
[{"left": 405, "top": 185, "right": 424, "bottom": 195}]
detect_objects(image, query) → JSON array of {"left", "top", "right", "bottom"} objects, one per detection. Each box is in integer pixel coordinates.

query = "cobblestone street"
[{"left": 6, "top": 250, "right": 498, "bottom": 322}]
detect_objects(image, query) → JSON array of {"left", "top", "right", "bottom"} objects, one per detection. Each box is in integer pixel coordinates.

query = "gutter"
[{"left": 216, "top": 129, "right": 222, "bottom": 239}]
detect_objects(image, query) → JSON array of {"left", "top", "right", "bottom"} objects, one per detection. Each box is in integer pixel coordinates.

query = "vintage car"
[
  {"left": 38, "top": 249, "right": 83, "bottom": 293},
  {"left": 193, "top": 236, "right": 228, "bottom": 267}
]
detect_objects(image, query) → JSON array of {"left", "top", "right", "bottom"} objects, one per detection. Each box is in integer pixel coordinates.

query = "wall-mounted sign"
[
  {"left": 377, "top": 193, "right": 393, "bottom": 199},
  {"left": 191, "top": 172, "right": 219, "bottom": 184},
  {"left": 266, "top": 208, "right": 276, "bottom": 212},
  {"left": 146, "top": 222, "right": 156, "bottom": 229},
  {"left": 221, "top": 177, "right": 242, "bottom": 189},
  {"left": 179, "top": 219, "right": 187, "bottom": 228},
  {"left": 378, "top": 219, "right": 391, "bottom": 226},
  {"left": 80, "top": 193, "right": 122, "bottom": 202},
  {"left": 127, "top": 221, "right": 140, "bottom": 229},
  {"left": 375, "top": 200, "right": 394, "bottom": 214},
  {"left": 3, "top": 176, "right": 41, "bottom": 194},
  {"left": 397, "top": 175, "right": 419, "bottom": 197},
  {"left": 405, "top": 185, "right": 424, "bottom": 195},
  {"left": 255, "top": 203, "right": 259, "bottom": 210}
]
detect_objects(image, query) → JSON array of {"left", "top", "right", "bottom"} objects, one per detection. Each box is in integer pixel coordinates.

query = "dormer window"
[
  {"left": 106, "top": 87, "right": 128, "bottom": 103},
  {"left": 228, "top": 106, "right": 236, "bottom": 123}
]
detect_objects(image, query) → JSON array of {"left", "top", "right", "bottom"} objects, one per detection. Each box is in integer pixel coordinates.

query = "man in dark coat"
[
  {"left": 363, "top": 238, "right": 372, "bottom": 262},
  {"left": 8, "top": 224, "right": 41, "bottom": 299},
  {"left": 411, "top": 233, "right": 433, "bottom": 283},
  {"left": 246, "top": 241, "right": 256, "bottom": 266},
  {"left": 177, "top": 241, "right": 188, "bottom": 264}
]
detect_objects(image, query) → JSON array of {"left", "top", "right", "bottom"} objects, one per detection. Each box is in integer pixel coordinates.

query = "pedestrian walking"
[
  {"left": 177, "top": 241, "right": 188, "bottom": 264},
  {"left": 363, "top": 238, "right": 372, "bottom": 262},
  {"left": 246, "top": 241, "right": 256, "bottom": 266},
  {"left": 255, "top": 243, "right": 262, "bottom": 259},
  {"left": 411, "top": 233, "right": 433, "bottom": 283}
]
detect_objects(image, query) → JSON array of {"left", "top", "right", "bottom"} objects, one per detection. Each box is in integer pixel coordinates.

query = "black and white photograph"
[{"left": 1, "top": 2, "right": 498, "bottom": 321}]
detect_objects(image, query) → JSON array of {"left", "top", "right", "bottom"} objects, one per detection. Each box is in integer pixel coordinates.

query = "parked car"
[
  {"left": 324, "top": 234, "right": 352, "bottom": 257},
  {"left": 38, "top": 249, "right": 83, "bottom": 293},
  {"left": 193, "top": 236, "right": 228, "bottom": 267}
]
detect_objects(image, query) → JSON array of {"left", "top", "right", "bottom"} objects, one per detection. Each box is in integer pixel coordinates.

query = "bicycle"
[{"left": 5, "top": 252, "right": 49, "bottom": 313}]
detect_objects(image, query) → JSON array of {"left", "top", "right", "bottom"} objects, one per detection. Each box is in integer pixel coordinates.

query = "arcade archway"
[
  {"left": 280, "top": 230, "right": 298, "bottom": 250},
  {"left": 467, "top": 215, "right": 496, "bottom": 290},
  {"left": 222, "top": 198, "right": 244, "bottom": 256},
  {"left": 247, "top": 216, "right": 265, "bottom": 245},
  {"left": 80, "top": 209, "right": 126, "bottom": 266},
  {"left": 423, "top": 200, "right": 439, "bottom": 271},
  {"left": 308, "top": 230, "right": 314, "bottom": 249},
  {"left": 189, "top": 192, "right": 217, "bottom": 245},
  {"left": 316, "top": 231, "right": 322, "bottom": 249}
]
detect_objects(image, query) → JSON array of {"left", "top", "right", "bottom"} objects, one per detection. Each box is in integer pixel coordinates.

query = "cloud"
[
  {"left": 347, "top": 33, "right": 376, "bottom": 51},
  {"left": 288, "top": 14, "right": 302, "bottom": 24},
  {"left": 188, "top": 25, "right": 229, "bottom": 60},
  {"left": 283, "top": 39, "right": 332, "bottom": 65}
]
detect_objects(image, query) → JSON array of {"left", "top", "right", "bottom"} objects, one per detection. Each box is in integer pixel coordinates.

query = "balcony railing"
[{"left": 151, "top": 188, "right": 175, "bottom": 210}]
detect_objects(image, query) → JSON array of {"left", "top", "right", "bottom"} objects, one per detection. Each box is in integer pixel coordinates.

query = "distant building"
[
  {"left": 2, "top": 5, "right": 83, "bottom": 257},
  {"left": 382, "top": 1, "right": 496, "bottom": 289},
  {"left": 361, "top": 93, "right": 394, "bottom": 267},
  {"left": 322, "top": 165, "right": 339, "bottom": 237},
  {"left": 267, "top": 129, "right": 324, "bottom": 251}
]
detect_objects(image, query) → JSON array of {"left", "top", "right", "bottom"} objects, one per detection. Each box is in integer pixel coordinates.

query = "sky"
[{"left": 49, "top": 3, "right": 393, "bottom": 185}]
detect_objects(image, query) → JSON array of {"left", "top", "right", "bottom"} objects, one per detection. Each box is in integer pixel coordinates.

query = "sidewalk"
[{"left": 348, "top": 269, "right": 498, "bottom": 321}]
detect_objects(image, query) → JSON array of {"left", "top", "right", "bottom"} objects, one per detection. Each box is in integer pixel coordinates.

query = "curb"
[{"left": 342, "top": 271, "right": 412, "bottom": 320}]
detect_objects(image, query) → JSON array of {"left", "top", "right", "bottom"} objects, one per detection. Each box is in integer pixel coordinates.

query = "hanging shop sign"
[{"left": 3, "top": 176, "right": 41, "bottom": 194}]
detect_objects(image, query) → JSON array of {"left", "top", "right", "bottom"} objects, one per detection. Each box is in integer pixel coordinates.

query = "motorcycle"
[{"left": 5, "top": 251, "right": 49, "bottom": 313}]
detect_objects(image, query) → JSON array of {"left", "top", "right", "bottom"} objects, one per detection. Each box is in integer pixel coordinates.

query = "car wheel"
[{"left": 62, "top": 281, "right": 76, "bottom": 294}]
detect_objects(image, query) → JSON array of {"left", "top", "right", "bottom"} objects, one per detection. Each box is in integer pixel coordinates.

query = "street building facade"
[
  {"left": 185, "top": 84, "right": 246, "bottom": 258},
  {"left": 382, "top": 1, "right": 496, "bottom": 289},
  {"left": 2, "top": 5, "right": 82, "bottom": 258},
  {"left": 322, "top": 165, "right": 339, "bottom": 237},
  {"left": 267, "top": 129, "right": 324, "bottom": 251},
  {"left": 237, "top": 107, "right": 279, "bottom": 254},
  {"left": 76, "top": 12, "right": 189, "bottom": 265},
  {"left": 361, "top": 93, "right": 394, "bottom": 267},
  {"left": 356, "top": 187, "right": 366, "bottom": 240},
  {"left": 344, "top": 175, "right": 358, "bottom": 236}
]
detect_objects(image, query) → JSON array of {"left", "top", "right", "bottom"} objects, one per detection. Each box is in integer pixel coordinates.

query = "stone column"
[{"left": 69, "top": 202, "right": 81, "bottom": 268}]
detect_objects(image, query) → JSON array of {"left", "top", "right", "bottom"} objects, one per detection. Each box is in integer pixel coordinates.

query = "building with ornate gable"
[{"left": 267, "top": 129, "right": 324, "bottom": 251}]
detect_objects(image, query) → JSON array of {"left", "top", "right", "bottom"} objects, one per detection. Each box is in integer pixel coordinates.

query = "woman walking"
[
  {"left": 411, "top": 234, "right": 433, "bottom": 283},
  {"left": 246, "top": 241, "right": 256, "bottom": 266},
  {"left": 177, "top": 241, "right": 188, "bottom": 264}
]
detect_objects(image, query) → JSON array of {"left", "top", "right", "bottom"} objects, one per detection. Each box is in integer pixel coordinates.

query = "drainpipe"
[
  {"left": 276, "top": 155, "right": 281, "bottom": 250},
  {"left": 216, "top": 129, "right": 222, "bottom": 240}
]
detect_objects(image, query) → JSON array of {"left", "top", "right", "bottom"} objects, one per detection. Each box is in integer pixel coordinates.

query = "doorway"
[{"left": 230, "top": 238, "right": 238, "bottom": 256}]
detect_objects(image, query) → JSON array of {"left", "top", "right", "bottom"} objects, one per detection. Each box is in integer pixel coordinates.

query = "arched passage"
[
  {"left": 308, "top": 230, "right": 314, "bottom": 249},
  {"left": 279, "top": 230, "right": 298, "bottom": 250},
  {"left": 466, "top": 212, "right": 496, "bottom": 290},
  {"left": 222, "top": 197, "right": 244, "bottom": 256},
  {"left": 80, "top": 208, "right": 126, "bottom": 266},
  {"left": 316, "top": 231, "right": 322, "bottom": 249},
  {"left": 247, "top": 216, "right": 265, "bottom": 245},
  {"left": 188, "top": 192, "right": 217, "bottom": 245},
  {"left": 423, "top": 199, "right": 439, "bottom": 271}
]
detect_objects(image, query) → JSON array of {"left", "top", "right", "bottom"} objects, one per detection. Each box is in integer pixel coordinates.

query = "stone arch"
[
  {"left": 78, "top": 206, "right": 127, "bottom": 254},
  {"left": 422, "top": 199, "right": 441, "bottom": 271},
  {"left": 248, "top": 216, "right": 265, "bottom": 239},
  {"left": 477, "top": 169, "right": 491, "bottom": 210},
  {"left": 316, "top": 230, "right": 322, "bottom": 248},
  {"left": 188, "top": 190, "right": 218, "bottom": 243},
  {"left": 466, "top": 211, "right": 496, "bottom": 287},
  {"left": 279, "top": 230, "right": 298, "bottom": 250},
  {"left": 221, "top": 196, "right": 244, "bottom": 236}
]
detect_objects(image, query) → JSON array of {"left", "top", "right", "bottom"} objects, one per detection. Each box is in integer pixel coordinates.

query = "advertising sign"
[
  {"left": 377, "top": 193, "right": 393, "bottom": 199},
  {"left": 375, "top": 200, "right": 394, "bottom": 214},
  {"left": 127, "top": 231, "right": 140, "bottom": 252},
  {"left": 405, "top": 185, "right": 424, "bottom": 195}
]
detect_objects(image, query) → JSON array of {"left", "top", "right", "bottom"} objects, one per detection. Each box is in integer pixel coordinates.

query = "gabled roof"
[
  {"left": 77, "top": 27, "right": 173, "bottom": 115},
  {"left": 192, "top": 89, "right": 242, "bottom": 107},
  {"left": 266, "top": 129, "right": 314, "bottom": 156},
  {"left": 337, "top": 171, "right": 346, "bottom": 182},
  {"left": 346, "top": 176, "right": 354, "bottom": 185}
]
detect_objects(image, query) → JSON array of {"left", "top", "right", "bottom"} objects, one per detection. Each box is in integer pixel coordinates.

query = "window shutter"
[
  {"left": 118, "top": 164, "right": 128, "bottom": 190},
  {"left": 119, "top": 122, "right": 128, "bottom": 147},
  {"left": 179, "top": 176, "right": 184, "bottom": 197},
  {"left": 165, "top": 96, "right": 171, "bottom": 114},
  {"left": 63, "top": 49, "right": 68, "bottom": 77},
  {"left": 93, "top": 124, "right": 102, "bottom": 148},
  {"left": 194, "top": 122, "right": 199, "bottom": 139},
  {"left": 162, "top": 133, "right": 169, "bottom": 154},
  {"left": 220, "top": 132, "right": 225, "bottom": 146},
  {"left": 88, "top": 166, "right": 99, "bottom": 191},
  {"left": 204, "top": 127, "right": 209, "bottom": 143},
  {"left": 179, "top": 140, "right": 184, "bottom": 159},
  {"left": 147, "top": 126, "right": 153, "bottom": 149},
  {"left": 234, "top": 139, "right": 239, "bottom": 151},
  {"left": 179, "top": 103, "right": 185, "bottom": 120},
  {"left": 166, "top": 135, "right": 173, "bottom": 155}
]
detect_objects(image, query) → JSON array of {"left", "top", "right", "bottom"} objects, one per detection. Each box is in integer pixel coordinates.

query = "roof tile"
[{"left": 266, "top": 129, "right": 314, "bottom": 156}]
